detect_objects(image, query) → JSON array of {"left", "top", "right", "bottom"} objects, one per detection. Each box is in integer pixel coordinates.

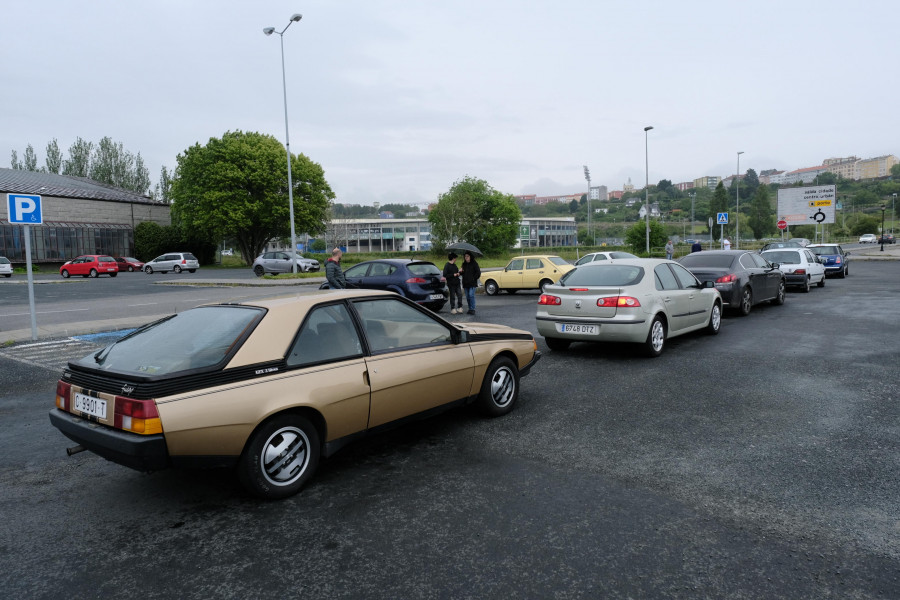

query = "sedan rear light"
[
  {"left": 834, "top": 257, "right": 842, "bottom": 264},
  {"left": 114, "top": 396, "right": 163, "bottom": 435},
  {"left": 181, "top": 259, "right": 186, "bottom": 264},
  {"left": 538, "top": 294, "right": 561, "bottom": 305},
  {"left": 597, "top": 296, "right": 641, "bottom": 308},
  {"left": 55, "top": 380, "right": 71, "bottom": 410},
  {"left": 405, "top": 277, "right": 427, "bottom": 284},
  {"left": 715, "top": 274, "right": 738, "bottom": 284},
  {"left": 793, "top": 269, "right": 806, "bottom": 275},
  {"left": 569, "top": 288, "right": 590, "bottom": 292}
]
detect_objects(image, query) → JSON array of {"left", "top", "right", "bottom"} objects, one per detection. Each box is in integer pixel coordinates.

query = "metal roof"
[{"left": 0, "top": 168, "right": 162, "bottom": 205}]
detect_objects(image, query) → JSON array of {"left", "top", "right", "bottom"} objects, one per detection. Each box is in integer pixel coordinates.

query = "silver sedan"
[{"left": 536, "top": 259, "right": 722, "bottom": 357}]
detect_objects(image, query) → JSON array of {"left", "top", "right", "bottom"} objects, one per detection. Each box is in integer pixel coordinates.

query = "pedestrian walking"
[
  {"left": 460, "top": 252, "right": 481, "bottom": 315},
  {"left": 325, "top": 248, "right": 347, "bottom": 289},
  {"left": 665, "top": 240, "right": 674, "bottom": 260},
  {"left": 723, "top": 237, "right": 732, "bottom": 251},
  {"left": 443, "top": 252, "right": 463, "bottom": 314}
]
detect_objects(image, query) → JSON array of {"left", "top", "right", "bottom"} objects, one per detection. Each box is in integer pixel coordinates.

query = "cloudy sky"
[{"left": 4, "top": 1, "right": 897, "bottom": 206}]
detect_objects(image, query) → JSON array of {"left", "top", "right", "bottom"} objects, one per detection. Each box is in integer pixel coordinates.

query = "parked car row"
[{"left": 56, "top": 252, "right": 199, "bottom": 278}]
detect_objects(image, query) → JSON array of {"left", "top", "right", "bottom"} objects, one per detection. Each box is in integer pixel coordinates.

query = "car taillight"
[
  {"left": 716, "top": 274, "right": 737, "bottom": 284},
  {"left": 405, "top": 277, "right": 427, "bottom": 284},
  {"left": 569, "top": 288, "right": 589, "bottom": 292},
  {"left": 597, "top": 296, "right": 641, "bottom": 308},
  {"left": 538, "top": 294, "right": 561, "bottom": 305},
  {"left": 55, "top": 380, "right": 71, "bottom": 410},
  {"left": 834, "top": 257, "right": 842, "bottom": 264},
  {"left": 794, "top": 269, "right": 806, "bottom": 275},
  {"left": 114, "top": 396, "right": 163, "bottom": 435},
  {"left": 181, "top": 259, "right": 186, "bottom": 264}
]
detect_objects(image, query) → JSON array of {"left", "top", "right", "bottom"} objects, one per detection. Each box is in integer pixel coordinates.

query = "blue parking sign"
[
  {"left": 716, "top": 212, "right": 728, "bottom": 225},
  {"left": 7, "top": 193, "right": 43, "bottom": 224}
]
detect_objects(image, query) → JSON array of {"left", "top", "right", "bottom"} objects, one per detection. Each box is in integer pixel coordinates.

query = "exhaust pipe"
[{"left": 66, "top": 445, "right": 86, "bottom": 456}]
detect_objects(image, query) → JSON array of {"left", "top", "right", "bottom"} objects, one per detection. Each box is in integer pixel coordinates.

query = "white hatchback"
[
  {"left": 0, "top": 256, "right": 12, "bottom": 278},
  {"left": 858, "top": 234, "right": 877, "bottom": 244},
  {"left": 760, "top": 248, "right": 826, "bottom": 292}
]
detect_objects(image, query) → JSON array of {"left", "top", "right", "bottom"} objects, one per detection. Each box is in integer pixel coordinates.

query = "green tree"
[
  {"left": 624, "top": 219, "right": 667, "bottom": 255},
  {"left": 170, "top": 130, "right": 333, "bottom": 264},
  {"left": 891, "top": 164, "right": 900, "bottom": 178},
  {"left": 45, "top": 139, "right": 62, "bottom": 173},
  {"left": 428, "top": 176, "right": 521, "bottom": 255},
  {"left": 747, "top": 185, "right": 775, "bottom": 240},
  {"left": 22, "top": 144, "right": 39, "bottom": 171},
  {"left": 63, "top": 137, "right": 93, "bottom": 177},
  {"left": 9, "top": 150, "right": 21, "bottom": 169},
  {"left": 152, "top": 166, "right": 173, "bottom": 203}
]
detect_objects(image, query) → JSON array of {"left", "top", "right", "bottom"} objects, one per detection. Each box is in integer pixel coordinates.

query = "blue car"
[
  {"left": 807, "top": 244, "right": 849, "bottom": 278},
  {"left": 320, "top": 259, "right": 449, "bottom": 312}
]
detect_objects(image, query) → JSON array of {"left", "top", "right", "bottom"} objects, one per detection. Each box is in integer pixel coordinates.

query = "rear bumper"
[
  {"left": 783, "top": 273, "right": 808, "bottom": 287},
  {"left": 49, "top": 409, "right": 169, "bottom": 472}
]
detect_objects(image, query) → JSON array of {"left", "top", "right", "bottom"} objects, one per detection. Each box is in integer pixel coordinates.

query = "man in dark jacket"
[
  {"left": 325, "top": 248, "right": 347, "bottom": 289},
  {"left": 442, "top": 253, "right": 463, "bottom": 314},
  {"left": 459, "top": 252, "right": 481, "bottom": 315},
  {"left": 691, "top": 240, "right": 703, "bottom": 253}
]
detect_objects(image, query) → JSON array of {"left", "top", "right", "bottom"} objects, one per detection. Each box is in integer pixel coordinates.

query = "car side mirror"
[
  {"left": 846, "top": 251, "right": 851, "bottom": 256},
  {"left": 702, "top": 280, "right": 715, "bottom": 288},
  {"left": 455, "top": 329, "right": 469, "bottom": 343}
]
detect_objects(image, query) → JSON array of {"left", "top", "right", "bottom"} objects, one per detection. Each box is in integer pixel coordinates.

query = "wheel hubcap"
[
  {"left": 651, "top": 321, "right": 664, "bottom": 351},
  {"left": 711, "top": 306, "right": 721, "bottom": 330},
  {"left": 261, "top": 426, "right": 310, "bottom": 486},
  {"left": 490, "top": 367, "right": 515, "bottom": 407}
]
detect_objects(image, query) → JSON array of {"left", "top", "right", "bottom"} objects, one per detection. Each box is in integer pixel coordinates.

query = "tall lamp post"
[
  {"left": 893, "top": 193, "right": 897, "bottom": 234},
  {"left": 735, "top": 151, "right": 744, "bottom": 249},
  {"left": 583, "top": 165, "right": 591, "bottom": 247},
  {"left": 264, "top": 13, "right": 303, "bottom": 273},
  {"left": 689, "top": 191, "right": 695, "bottom": 240},
  {"left": 881, "top": 204, "right": 886, "bottom": 252},
  {"left": 644, "top": 126, "right": 653, "bottom": 254}
]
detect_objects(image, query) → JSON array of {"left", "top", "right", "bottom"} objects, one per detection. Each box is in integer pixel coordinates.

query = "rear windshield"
[
  {"left": 809, "top": 246, "right": 839, "bottom": 255},
  {"left": 75, "top": 305, "right": 263, "bottom": 376},
  {"left": 407, "top": 262, "right": 441, "bottom": 276},
  {"left": 559, "top": 264, "right": 644, "bottom": 287},
  {"left": 762, "top": 251, "right": 801, "bottom": 264},
  {"left": 547, "top": 256, "right": 570, "bottom": 266},
  {"left": 0, "top": 257, "right": 9, "bottom": 264},
  {"left": 679, "top": 254, "right": 736, "bottom": 269},
  {"left": 184, "top": 253, "right": 198, "bottom": 261},
  {"left": 609, "top": 252, "right": 638, "bottom": 259}
]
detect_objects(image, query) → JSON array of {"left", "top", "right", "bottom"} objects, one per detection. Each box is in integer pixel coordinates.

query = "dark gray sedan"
[{"left": 679, "top": 250, "right": 785, "bottom": 316}]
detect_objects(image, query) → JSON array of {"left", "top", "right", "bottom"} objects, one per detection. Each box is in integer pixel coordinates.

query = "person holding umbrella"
[{"left": 460, "top": 251, "right": 481, "bottom": 315}]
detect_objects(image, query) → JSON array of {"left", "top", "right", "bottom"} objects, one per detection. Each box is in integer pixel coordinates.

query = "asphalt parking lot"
[{"left": 0, "top": 251, "right": 898, "bottom": 599}]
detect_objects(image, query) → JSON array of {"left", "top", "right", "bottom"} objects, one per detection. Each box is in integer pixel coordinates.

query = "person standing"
[
  {"left": 723, "top": 237, "right": 732, "bottom": 251},
  {"left": 460, "top": 252, "right": 481, "bottom": 316},
  {"left": 691, "top": 240, "right": 703, "bottom": 253},
  {"left": 442, "top": 252, "right": 463, "bottom": 314},
  {"left": 325, "top": 248, "right": 347, "bottom": 289},
  {"left": 665, "top": 240, "right": 674, "bottom": 260}
]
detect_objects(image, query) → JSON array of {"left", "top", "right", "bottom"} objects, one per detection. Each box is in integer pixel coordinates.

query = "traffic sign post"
[
  {"left": 717, "top": 213, "right": 728, "bottom": 249},
  {"left": 7, "top": 194, "right": 43, "bottom": 340}
]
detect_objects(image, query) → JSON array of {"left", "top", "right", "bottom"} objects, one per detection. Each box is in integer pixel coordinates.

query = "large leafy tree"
[
  {"left": 428, "top": 176, "right": 521, "bottom": 255},
  {"left": 624, "top": 219, "right": 667, "bottom": 255},
  {"left": 747, "top": 184, "right": 775, "bottom": 240},
  {"left": 170, "top": 130, "right": 333, "bottom": 263},
  {"left": 62, "top": 137, "right": 93, "bottom": 178}
]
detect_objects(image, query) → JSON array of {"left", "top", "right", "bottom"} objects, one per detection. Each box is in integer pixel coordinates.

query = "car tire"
[
  {"left": 89, "top": 269, "right": 98, "bottom": 278},
  {"left": 144, "top": 266, "right": 153, "bottom": 274},
  {"left": 484, "top": 280, "right": 499, "bottom": 296},
  {"left": 174, "top": 265, "right": 182, "bottom": 274},
  {"left": 128, "top": 266, "right": 134, "bottom": 272},
  {"left": 801, "top": 276, "right": 810, "bottom": 293},
  {"left": 771, "top": 280, "right": 786, "bottom": 306},
  {"left": 254, "top": 265, "right": 265, "bottom": 277},
  {"left": 839, "top": 266, "right": 847, "bottom": 278},
  {"left": 545, "top": 337, "right": 571, "bottom": 351},
  {"left": 110, "top": 272, "right": 117, "bottom": 278},
  {"left": 643, "top": 315, "right": 666, "bottom": 357},
  {"left": 705, "top": 302, "right": 722, "bottom": 335},
  {"left": 817, "top": 275, "right": 825, "bottom": 288},
  {"left": 476, "top": 356, "right": 519, "bottom": 417},
  {"left": 539, "top": 279, "right": 554, "bottom": 293},
  {"left": 505, "top": 289, "right": 518, "bottom": 294},
  {"left": 238, "top": 414, "right": 320, "bottom": 500},
  {"left": 738, "top": 286, "right": 753, "bottom": 316},
  {"left": 428, "top": 302, "right": 444, "bottom": 313},
  {"left": 61, "top": 269, "right": 70, "bottom": 278},
  {"left": 188, "top": 269, "right": 196, "bottom": 273}
]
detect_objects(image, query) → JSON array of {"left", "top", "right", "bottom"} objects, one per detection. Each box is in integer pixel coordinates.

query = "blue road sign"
[
  {"left": 7, "top": 193, "right": 43, "bottom": 224},
  {"left": 716, "top": 212, "right": 729, "bottom": 225}
]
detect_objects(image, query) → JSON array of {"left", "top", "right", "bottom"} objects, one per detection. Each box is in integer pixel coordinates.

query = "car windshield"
[
  {"left": 407, "top": 262, "right": 441, "bottom": 276},
  {"left": 74, "top": 306, "right": 263, "bottom": 376},
  {"left": 763, "top": 251, "right": 801, "bottom": 264},
  {"left": 547, "top": 256, "right": 569, "bottom": 266},
  {"left": 679, "top": 254, "right": 736, "bottom": 268},
  {"left": 559, "top": 265, "right": 644, "bottom": 287},
  {"left": 0, "top": 257, "right": 9, "bottom": 264},
  {"left": 809, "top": 246, "right": 839, "bottom": 255}
]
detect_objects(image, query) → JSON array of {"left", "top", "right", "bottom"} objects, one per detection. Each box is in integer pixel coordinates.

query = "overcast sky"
[{"left": 4, "top": 1, "right": 897, "bottom": 206}]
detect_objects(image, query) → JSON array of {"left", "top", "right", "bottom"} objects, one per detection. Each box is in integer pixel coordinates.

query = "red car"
[
  {"left": 115, "top": 256, "right": 145, "bottom": 272},
  {"left": 59, "top": 255, "right": 120, "bottom": 278}
]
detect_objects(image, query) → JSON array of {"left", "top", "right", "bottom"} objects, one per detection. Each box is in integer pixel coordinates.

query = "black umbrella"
[{"left": 446, "top": 242, "right": 483, "bottom": 257}]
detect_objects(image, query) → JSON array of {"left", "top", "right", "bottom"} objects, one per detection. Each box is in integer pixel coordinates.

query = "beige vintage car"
[{"left": 50, "top": 290, "right": 540, "bottom": 499}]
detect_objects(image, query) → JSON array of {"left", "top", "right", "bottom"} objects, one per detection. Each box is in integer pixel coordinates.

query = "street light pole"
[
  {"left": 881, "top": 204, "right": 886, "bottom": 252},
  {"left": 689, "top": 191, "right": 695, "bottom": 240},
  {"left": 736, "top": 151, "right": 744, "bottom": 249},
  {"left": 264, "top": 13, "right": 303, "bottom": 273},
  {"left": 893, "top": 193, "right": 897, "bottom": 234},
  {"left": 644, "top": 126, "right": 653, "bottom": 254},
  {"left": 583, "top": 166, "right": 591, "bottom": 247}
]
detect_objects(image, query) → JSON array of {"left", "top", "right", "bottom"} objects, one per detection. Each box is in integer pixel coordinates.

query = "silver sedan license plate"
[
  {"left": 557, "top": 323, "right": 598, "bottom": 335},
  {"left": 74, "top": 392, "right": 107, "bottom": 419}
]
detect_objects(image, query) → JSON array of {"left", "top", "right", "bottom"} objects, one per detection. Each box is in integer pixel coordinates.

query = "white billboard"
[{"left": 776, "top": 185, "right": 836, "bottom": 225}]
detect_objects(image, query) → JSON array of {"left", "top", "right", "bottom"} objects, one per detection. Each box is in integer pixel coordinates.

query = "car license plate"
[
  {"left": 74, "top": 392, "right": 107, "bottom": 419},
  {"left": 429, "top": 294, "right": 444, "bottom": 300},
  {"left": 556, "top": 323, "right": 598, "bottom": 334}
]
